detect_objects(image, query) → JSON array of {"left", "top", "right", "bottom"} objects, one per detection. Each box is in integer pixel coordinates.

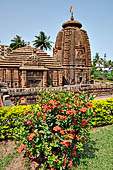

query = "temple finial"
[{"left": 70, "top": 5, "right": 74, "bottom": 21}]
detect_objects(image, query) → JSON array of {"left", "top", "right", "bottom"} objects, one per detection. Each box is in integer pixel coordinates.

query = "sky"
[{"left": 0, "top": 0, "right": 113, "bottom": 61}]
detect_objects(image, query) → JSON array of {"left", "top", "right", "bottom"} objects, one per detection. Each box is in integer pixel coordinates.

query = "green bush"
[
  {"left": 0, "top": 105, "right": 34, "bottom": 140},
  {"left": 91, "top": 98, "right": 113, "bottom": 127},
  {"left": 15, "top": 91, "right": 94, "bottom": 170},
  {"left": 107, "top": 75, "right": 113, "bottom": 81},
  {"left": 97, "top": 75, "right": 103, "bottom": 80}
]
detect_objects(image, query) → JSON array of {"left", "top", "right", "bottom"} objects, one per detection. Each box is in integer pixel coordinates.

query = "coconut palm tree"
[
  {"left": 9, "top": 35, "right": 26, "bottom": 51},
  {"left": 33, "top": 31, "right": 53, "bottom": 51}
]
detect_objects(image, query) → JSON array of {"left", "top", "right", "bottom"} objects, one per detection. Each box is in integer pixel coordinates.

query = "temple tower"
[{"left": 53, "top": 12, "right": 91, "bottom": 85}]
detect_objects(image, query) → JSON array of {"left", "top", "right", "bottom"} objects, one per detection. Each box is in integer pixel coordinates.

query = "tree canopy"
[
  {"left": 33, "top": 31, "right": 53, "bottom": 51},
  {"left": 9, "top": 35, "right": 26, "bottom": 51}
]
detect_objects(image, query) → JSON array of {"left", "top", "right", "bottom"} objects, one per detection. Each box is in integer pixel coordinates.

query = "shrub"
[
  {"left": 97, "top": 75, "right": 103, "bottom": 80},
  {"left": 16, "top": 91, "right": 94, "bottom": 170},
  {"left": 107, "top": 75, "right": 113, "bottom": 81},
  {"left": 91, "top": 98, "right": 113, "bottom": 127},
  {"left": 0, "top": 105, "right": 33, "bottom": 140}
]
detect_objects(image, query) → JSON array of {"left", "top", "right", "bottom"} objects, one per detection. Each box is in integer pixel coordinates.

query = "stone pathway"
[{"left": 95, "top": 94, "right": 113, "bottom": 100}]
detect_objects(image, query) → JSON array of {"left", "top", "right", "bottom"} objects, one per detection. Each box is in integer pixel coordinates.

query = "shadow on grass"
[
  {"left": 33, "top": 139, "right": 98, "bottom": 170},
  {"left": 75, "top": 139, "right": 99, "bottom": 168}
]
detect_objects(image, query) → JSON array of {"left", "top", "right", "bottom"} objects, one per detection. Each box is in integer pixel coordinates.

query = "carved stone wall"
[{"left": 53, "top": 18, "right": 91, "bottom": 85}]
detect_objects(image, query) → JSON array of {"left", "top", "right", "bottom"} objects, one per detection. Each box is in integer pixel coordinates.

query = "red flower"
[
  {"left": 82, "top": 138, "right": 87, "bottom": 143},
  {"left": 66, "top": 104, "right": 72, "bottom": 108},
  {"left": 52, "top": 105, "right": 58, "bottom": 109},
  {"left": 75, "top": 94, "right": 79, "bottom": 97},
  {"left": 49, "top": 100, "right": 56, "bottom": 105},
  {"left": 43, "top": 104, "right": 51, "bottom": 112},
  {"left": 31, "top": 113, "right": 34, "bottom": 117},
  {"left": 74, "top": 122, "right": 77, "bottom": 126},
  {"left": 77, "top": 136, "right": 81, "bottom": 141},
  {"left": 61, "top": 140, "right": 70, "bottom": 147},
  {"left": 69, "top": 160, "right": 73, "bottom": 168},
  {"left": 70, "top": 129, "right": 76, "bottom": 133},
  {"left": 60, "top": 130, "right": 65, "bottom": 135},
  {"left": 66, "top": 110, "right": 70, "bottom": 115},
  {"left": 53, "top": 126, "right": 61, "bottom": 131},
  {"left": 79, "top": 107, "right": 87, "bottom": 113},
  {"left": 56, "top": 115, "right": 68, "bottom": 120},
  {"left": 86, "top": 102, "right": 92, "bottom": 108},
  {"left": 70, "top": 134, "right": 75, "bottom": 139},
  {"left": 73, "top": 145, "right": 76, "bottom": 150},
  {"left": 37, "top": 112, "right": 41, "bottom": 116},
  {"left": 64, "top": 162, "right": 66, "bottom": 166},
  {"left": 50, "top": 167, "right": 56, "bottom": 170},
  {"left": 52, "top": 152, "right": 57, "bottom": 156},
  {"left": 18, "top": 145, "right": 26, "bottom": 153},
  {"left": 70, "top": 109, "right": 76, "bottom": 114},
  {"left": 25, "top": 120, "right": 32, "bottom": 125},
  {"left": 72, "top": 151, "right": 77, "bottom": 156},
  {"left": 81, "top": 118, "right": 87, "bottom": 127},
  {"left": 28, "top": 133, "right": 36, "bottom": 141},
  {"left": 65, "top": 142, "right": 69, "bottom": 147},
  {"left": 43, "top": 113, "right": 47, "bottom": 120},
  {"left": 37, "top": 131, "right": 40, "bottom": 135}
]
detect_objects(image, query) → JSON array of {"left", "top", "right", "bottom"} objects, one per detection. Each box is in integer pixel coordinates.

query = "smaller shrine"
[{"left": 0, "top": 46, "right": 63, "bottom": 88}]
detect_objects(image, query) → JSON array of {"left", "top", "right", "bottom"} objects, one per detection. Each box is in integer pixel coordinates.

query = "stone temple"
[
  {"left": 0, "top": 15, "right": 91, "bottom": 88},
  {"left": 53, "top": 15, "right": 91, "bottom": 85}
]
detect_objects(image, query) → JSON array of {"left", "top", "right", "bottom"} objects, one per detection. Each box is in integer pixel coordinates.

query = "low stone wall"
[{"left": 7, "top": 82, "right": 113, "bottom": 105}]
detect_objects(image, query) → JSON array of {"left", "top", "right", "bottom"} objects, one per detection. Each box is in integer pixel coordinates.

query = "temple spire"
[{"left": 70, "top": 5, "right": 74, "bottom": 21}]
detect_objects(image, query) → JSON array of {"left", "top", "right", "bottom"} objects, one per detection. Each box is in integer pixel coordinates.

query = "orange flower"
[
  {"left": 49, "top": 100, "right": 56, "bottom": 105},
  {"left": 31, "top": 113, "right": 34, "bottom": 117},
  {"left": 56, "top": 115, "right": 68, "bottom": 120},
  {"left": 43, "top": 113, "right": 47, "bottom": 120},
  {"left": 61, "top": 140, "right": 71, "bottom": 147},
  {"left": 77, "top": 136, "right": 81, "bottom": 141},
  {"left": 28, "top": 133, "right": 36, "bottom": 141},
  {"left": 53, "top": 126, "right": 61, "bottom": 131},
  {"left": 86, "top": 102, "right": 92, "bottom": 108},
  {"left": 18, "top": 145, "right": 26, "bottom": 153},
  {"left": 70, "top": 109, "right": 76, "bottom": 115},
  {"left": 60, "top": 130, "right": 65, "bottom": 135},
  {"left": 75, "top": 94, "right": 79, "bottom": 97},
  {"left": 79, "top": 107, "right": 87, "bottom": 113},
  {"left": 69, "top": 160, "right": 73, "bottom": 168},
  {"left": 37, "top": 112, "right": 41, "bottom": 116},
  {"left": 25, "top": 120, "right": 32, "bottom": 125}
]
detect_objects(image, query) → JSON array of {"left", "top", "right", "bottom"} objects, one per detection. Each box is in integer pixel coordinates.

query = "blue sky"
[{"left": 0, "top": 0, "right": 113, "bottom": 61}]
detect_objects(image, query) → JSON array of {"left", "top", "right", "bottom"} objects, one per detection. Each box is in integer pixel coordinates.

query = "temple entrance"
[
  {"left": 26, "top": 71, "right": 43, "bottom": 87},
  {"left": 80, "top": 76, "right": 82, "bottom": 84}
]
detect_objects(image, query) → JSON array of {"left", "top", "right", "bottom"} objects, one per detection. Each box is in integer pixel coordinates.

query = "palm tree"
[
  {"left": 33, "top": 31, "right": 53, "bottom": 51},
  {"left": 9, "top": 35, "right": 26, "bottom": 51}
]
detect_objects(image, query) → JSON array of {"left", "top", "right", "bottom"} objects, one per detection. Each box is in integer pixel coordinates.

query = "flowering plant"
[{"left": 16, "top": 91, "right": 94, "bottom": 169}]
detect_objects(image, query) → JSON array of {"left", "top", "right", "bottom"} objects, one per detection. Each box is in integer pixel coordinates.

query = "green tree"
[
  {"left": 33, "top": 31, "right": 53, "bottom": 51},
  {"left": 9, "top": 35, "right": 26, "bottom": 51}
]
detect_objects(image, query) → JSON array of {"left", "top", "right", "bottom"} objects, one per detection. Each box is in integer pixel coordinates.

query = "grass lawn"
[
  {"left": 0, "top": 125, "right": 113, "bottom": 170},
  {"left": 77, "top": 125, "right": 113, "bottom": 170}
]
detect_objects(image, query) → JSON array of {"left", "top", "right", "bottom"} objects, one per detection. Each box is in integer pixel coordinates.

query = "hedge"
[
  {"left": 91, "top": 98, "right": 113, "bottom": 127},
  {"left": 0, "top": 104, "right": 38, "bottom": 140},
  {"left": 0, "top": 96, "right": 113, "bottom": 141}
]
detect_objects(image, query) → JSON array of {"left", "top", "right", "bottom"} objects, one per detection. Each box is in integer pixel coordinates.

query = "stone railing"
[{"left": 7, "top": 83, "right": 113, "bottom": 105}]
